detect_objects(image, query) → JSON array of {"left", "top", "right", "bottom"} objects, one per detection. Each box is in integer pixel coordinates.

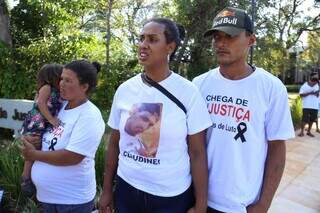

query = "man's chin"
[{"left": 217, "top": 58, "right": 232, "bottom": 66}]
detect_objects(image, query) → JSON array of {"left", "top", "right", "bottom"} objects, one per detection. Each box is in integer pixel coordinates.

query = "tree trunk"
[
  {"left": 0, "top": 0, "right": 12, "bottom": 46},
  {"left": 105, "top": 0, "right": 113, "bottom": 73}
]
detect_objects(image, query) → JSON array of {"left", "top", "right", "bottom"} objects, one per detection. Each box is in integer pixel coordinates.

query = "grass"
[
  {"left": 0, "top": 139, "right": 26, "bottom": 212},
  {"left": 95, "top": 135, "right": 108, "bottom": 188},
  {"left": 19, "top": 198, "right": 39, "bottom": 213}
]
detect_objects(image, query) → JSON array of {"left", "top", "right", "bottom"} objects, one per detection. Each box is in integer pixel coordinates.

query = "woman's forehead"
[
  {"left": 61, "top": 68, "right": 77, "bottom": 79},
  {"left": 140, "top": 22, "right": 165, "bottom": 35}
]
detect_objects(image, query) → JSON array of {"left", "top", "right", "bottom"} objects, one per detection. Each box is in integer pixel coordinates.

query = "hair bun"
[
  {"left": 92, "top": 61, "right": 101, "bottom": 73},
  {"left": 176, "top": 24, "right": 185, "bottom": 41}
]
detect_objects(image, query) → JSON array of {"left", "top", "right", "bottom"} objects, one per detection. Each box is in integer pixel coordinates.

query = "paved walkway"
[{"left": 269, "top": 126, "right": 320, "bottom": 213}]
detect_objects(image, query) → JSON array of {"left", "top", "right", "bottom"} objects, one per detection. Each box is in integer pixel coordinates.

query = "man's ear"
[{"left": 249, "top": 34, "right": 256, "bottom": 47}]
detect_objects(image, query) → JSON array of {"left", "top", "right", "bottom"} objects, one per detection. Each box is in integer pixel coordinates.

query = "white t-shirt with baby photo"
[{"left": 108, "top": 72, "right": 212, "bottom": 197}]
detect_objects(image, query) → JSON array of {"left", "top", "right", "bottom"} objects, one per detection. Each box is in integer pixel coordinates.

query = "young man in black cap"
[
  {"left": 298, "top": 72, "right": 319, "bottom": 137},
  {"left": 193, "top": 7, "right": 295, "bottom": 213}
]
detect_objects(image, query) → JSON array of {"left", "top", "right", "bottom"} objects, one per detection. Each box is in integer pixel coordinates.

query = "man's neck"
[{"left": 219, "top": 63, "right": 253, "bottom": 80}]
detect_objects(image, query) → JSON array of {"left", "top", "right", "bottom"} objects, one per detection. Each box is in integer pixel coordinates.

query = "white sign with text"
[{"left": 0, "top": 99, "right": 34, "bottom": 137}]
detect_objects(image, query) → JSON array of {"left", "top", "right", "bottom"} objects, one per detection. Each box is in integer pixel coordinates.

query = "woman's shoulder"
[
  {"left": 119, "top": 73, "right": 140, "bottom": 86},
  {"left": 169, "top": 72, "right": 199, "bottom": 92},
  {"left": 80, "top": 101, "right": 104, "bottom": 119},
  {"left": 116, "top": 74, "right": 142, "bottom": 93},
  {"left": 167, "top": 73, "right": 204, "bottom": 107}
]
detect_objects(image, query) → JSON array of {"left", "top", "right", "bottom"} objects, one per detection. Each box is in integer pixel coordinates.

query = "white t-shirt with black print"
[
  {"left": 108, "top": 72, "right": 212, "bottom": 197},
  {"left": 32, "top": 101, "right": 105, "bottom": 204},
  {"left": 299, "top": 82, "right": 319, "bottom": 109},
  {"left": 193, "top": 67, "right": 295, "bottom": 213}
]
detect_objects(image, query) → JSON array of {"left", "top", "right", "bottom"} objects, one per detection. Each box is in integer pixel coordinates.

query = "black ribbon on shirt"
[
  {"left": 49, "top": 137, "right": 57, "bottom": 151},
  {"left": 234, "top": 122, "right": 247, "bottom": 143}
]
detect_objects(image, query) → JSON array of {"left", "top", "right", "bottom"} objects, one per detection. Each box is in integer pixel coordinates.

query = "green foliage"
[
  {"left": 10, "top": 0, "right": 96, "bottom": 46},
  {"left": 0, "top": 33, "right": 105, "bottom": 100},
  {"left": 166, "top": 0, "right": 220, "bottom": 78},
  {"left": 0, "top": 140, "right": 26, "bottom": 212},
  {"left": 10, "top": 0, "right": 48, "bottom": 45},
  {"left": 0, "top": 44, "right": 14, "bottom": 97},
  {"left": 286, "top": 84, "right": 301, "bottom": 93},
  {"left": 95, "top": 136, "right": 107, "bottom": 188},
  {"left": 290, "top": 96, "right": 302, "bottom": 128},
  {"left": 254, "top": 36, "right": 288, "bottom": 75},
  {"left": 20, "top": 198, "right": 39, "bottom": 213},
  {"left": 305, "top": 32, "right": 320, "bottom": 66}
]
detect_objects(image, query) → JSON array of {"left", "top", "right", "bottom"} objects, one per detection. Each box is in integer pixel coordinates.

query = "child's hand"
[
  {"left": 21, "top": 140, "right": 36, "bottom": 161},
  {"left": 49, "top": 118, "right": 59, "bottom": 127},
  {"left": 23, "top": 135, "right": 42, "bottom": 150}
]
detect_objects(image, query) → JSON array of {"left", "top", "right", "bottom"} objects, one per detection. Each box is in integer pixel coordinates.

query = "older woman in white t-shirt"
[{"left": 21, "top": 60, "right": 105, "bottom": 213}]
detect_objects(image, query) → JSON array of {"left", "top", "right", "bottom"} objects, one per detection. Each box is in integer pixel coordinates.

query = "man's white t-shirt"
[
  {"left": 299, "top": 82, "right": 319, "bottom": 109},
  {"left": 32, "top": 101, "right": 105, "bottom": 204},
  {"left": 193, "top": 67, "right": 295, "bottom": 213},
  {"left": 108, "top": 72, "right": 212, "bottom": 197}
]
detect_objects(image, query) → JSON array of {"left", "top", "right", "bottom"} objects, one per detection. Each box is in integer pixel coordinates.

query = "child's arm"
[{"left": 37, "top": 85, "right": 59, "bottom": 127}]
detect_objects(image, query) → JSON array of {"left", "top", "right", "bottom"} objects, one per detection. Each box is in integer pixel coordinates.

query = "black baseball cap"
[
  {"left": 204, "top": 7, "right": 254, "bottom": 37},
  {"left": 310, "top": 72, "right": 318, "bottom": 77},
  {"left": 310, "top": 72, "right": 319, "bottom": 80}
]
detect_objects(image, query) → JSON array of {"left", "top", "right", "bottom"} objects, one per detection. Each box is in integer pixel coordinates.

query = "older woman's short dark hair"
[{"left": 64, "top": 60, "right": 101, "bottom": 93}]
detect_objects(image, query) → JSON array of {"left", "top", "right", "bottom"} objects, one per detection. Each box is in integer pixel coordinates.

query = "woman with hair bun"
[
  {"left": 21, "top": 60, "right": 105, "bottom": 213},
  {"left": 100, "top": 18, "right": 211, "bottom": 213}
]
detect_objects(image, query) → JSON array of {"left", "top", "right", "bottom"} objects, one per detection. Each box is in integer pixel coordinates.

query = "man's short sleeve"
[{"left": 265, "top": 83, "right": 295, "bottom": 141}]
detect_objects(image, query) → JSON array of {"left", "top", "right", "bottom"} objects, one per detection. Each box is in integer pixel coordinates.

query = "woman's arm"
[
  {"left": 99, "top": 129, "right": 120, "bottom": 213},
  {"left": 21, "top": 140, "right": 84, "bottom": 166},
  {"left": 188, "top": 130, "right": 208, "bottom": 213},
  {"left": 37, "top": 85, "right": 59, "bottom": 126}
]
